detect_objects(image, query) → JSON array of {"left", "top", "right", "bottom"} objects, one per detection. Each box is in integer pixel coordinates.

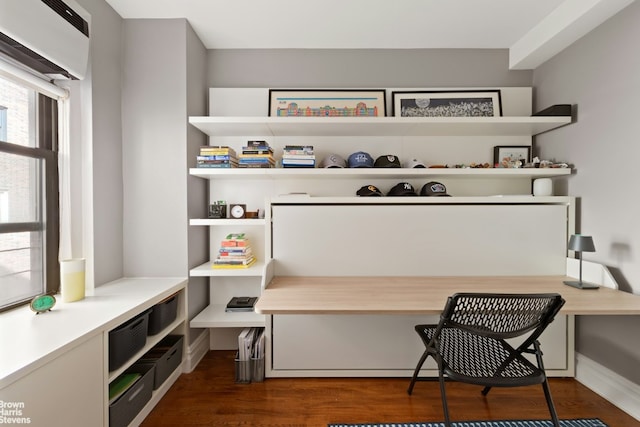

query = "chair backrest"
[{"left": 440, "top": 293, "right": 565, "bottom": 340}]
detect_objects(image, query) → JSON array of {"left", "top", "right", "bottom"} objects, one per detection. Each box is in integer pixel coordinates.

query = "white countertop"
[{"left": 0, "top": 277, "right": 187, "bottom": 389}]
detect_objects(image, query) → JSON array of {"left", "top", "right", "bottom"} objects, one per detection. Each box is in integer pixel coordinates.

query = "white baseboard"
[
  {"left": 576, "top": 352, "right": 640, "bottom": 421},
  {"left": 183, "top": 329, "right": 210, "bottom": 373}
]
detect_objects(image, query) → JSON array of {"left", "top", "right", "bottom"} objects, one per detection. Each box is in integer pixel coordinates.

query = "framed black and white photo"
[
  {"left": 392, "top": 90, "right": 502, "bottom": 117},
  {"left": 493, "top": 145, "right": 531, "bottom": 168},
  {"left": 269, "top": 89, "right": 386, "bottom": 117}
]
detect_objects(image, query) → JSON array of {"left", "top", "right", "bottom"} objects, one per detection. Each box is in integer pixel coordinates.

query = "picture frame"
[
  {"left": 493, "top": 145, "right": 531, "bottom": 168},
  {"left": 391, "top": 90, "right": 502, "bottom": 117},
  {"left": 268, "top": 89, "right": 386, "bottom": 117}
]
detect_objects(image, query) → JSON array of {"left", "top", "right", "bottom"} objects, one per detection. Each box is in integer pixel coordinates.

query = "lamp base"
[{"left": 563, "top": 280, "right": 599, "bottom": 290}]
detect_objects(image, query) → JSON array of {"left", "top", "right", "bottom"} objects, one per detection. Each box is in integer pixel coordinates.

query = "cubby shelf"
[{"left": 189, "top": 304, "right": 265, "bottom": 328}]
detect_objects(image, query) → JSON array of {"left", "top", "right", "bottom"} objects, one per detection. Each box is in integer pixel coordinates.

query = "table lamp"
[{"left": 564, "top": 234, "right": 599, "bottom": 290}]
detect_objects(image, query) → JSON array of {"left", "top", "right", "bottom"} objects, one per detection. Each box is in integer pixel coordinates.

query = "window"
[{"left": 0, "top": 74, "right": 59, "bottom": 312}]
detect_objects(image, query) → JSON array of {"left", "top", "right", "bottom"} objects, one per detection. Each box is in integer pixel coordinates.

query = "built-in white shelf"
[
  {"left": 190, "top": 304, "right": 266, "bottom": 328},
  {"left": 188, "top": 115, "right": 572, "bottom": 137},
  {"left": 269, "top": 196, "right": 575, "bottom": 205},
  {"left": 189, "top": 218, "right": 266, "bottom": 226},
  {"left": 189, "top": 167, "right": 571, "bottom": 180},
  {"left": 190, "top": 260, "right": 266, "bottom": 277}
]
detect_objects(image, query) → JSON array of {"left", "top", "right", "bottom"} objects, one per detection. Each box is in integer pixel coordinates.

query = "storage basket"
[
  {"left": 108, "top": 363, "right": 154, "bottom": 427},
  {"left": 147, "top": 294, "right": 178, "bottom": 335},
  {"left": 139, "top": 335, "right": 184, "bottom": 389},
  {"left": 108, "top": 310, "right": 150, "bottom": 371}
]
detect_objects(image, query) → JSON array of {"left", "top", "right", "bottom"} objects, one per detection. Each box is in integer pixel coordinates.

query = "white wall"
[{"left": 533, "top": 1, "right": 640, "bottom": 383}]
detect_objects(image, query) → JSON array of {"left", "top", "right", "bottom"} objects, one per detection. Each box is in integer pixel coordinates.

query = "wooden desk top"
[{"left": 254, "top": 275, "right": 640, "bottom": 315}]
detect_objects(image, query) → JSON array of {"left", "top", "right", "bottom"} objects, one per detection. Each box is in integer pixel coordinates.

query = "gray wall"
[
  {"left": 75, "top": 0, "right": 124, "bottom": 286},
  {"left": 534, "top": 1, "right": 640, "bottom": 383},
  {"left": 208, "top": 48, "right": 532, "bottom": 88}
]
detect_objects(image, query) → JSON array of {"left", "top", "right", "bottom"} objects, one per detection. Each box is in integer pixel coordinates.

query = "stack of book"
[
  {"left": 238, "top": 140, "right": 275, "bottom": 168},
  {"left": 225, "top": 296, "right": 258, "bottom": 312},
  {"left": 282, "top": 145, "right": 315, "bottom": 168},
  {"left": 197, "top": 146, "right": 238, "bottom": 168},
  {"left": 213, "top": 233, "right": 256, "bottom": 268}
]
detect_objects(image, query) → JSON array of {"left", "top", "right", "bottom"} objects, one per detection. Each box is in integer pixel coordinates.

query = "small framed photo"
[
  {"left": 493, "top": 145, "right": 531, "bottom": 168},
  {"left": 392, "top": 90, "right": 502, "bottom": 117},
  {"left": 269, "top": 89, "right": 386, "bottom": 117}
]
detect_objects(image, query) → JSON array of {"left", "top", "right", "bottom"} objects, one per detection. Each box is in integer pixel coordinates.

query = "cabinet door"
[{"left": 0, "top": 334, "right": 104, "bottom": 426}]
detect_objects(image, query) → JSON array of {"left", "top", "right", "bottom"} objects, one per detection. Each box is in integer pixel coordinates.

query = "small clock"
[
  {"left": 230, "top": 204, "right": 246, "bottom": 219},
  {"left": 30, "top": 294, "right": 56, "bottom": 314}
]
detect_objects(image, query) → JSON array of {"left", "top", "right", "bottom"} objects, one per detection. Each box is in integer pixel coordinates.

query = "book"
[
  {"left": 196, "top": 163, "right": 237, "bottom": 168},
  {"left": 108, "top": 373, "right": 141, "bottom": 404},
  {"left": 237, "top": 163, "right": 273, "bottom": 168},
  {"left": 214, "top": 255, "right": 255, "bottom": 265},
  {"left": 282, "top": 154, "right": 315, "bottom": 160},
  {"left": 212, "top": 257, "right": 257, "bottom": 269},
  {"left": 225, "top": 296, "right": 258, "bottom": 312},
  {"left": 197, "top": 155, "right": 235, "bottom": 160},
  {"left": 282, "top": 158, "right": 315, "bottom": 165}
]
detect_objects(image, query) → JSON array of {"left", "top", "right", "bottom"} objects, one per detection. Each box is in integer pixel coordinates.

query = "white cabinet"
[{"left": 0, "top": 278, "right": 187, "bottom": 427}]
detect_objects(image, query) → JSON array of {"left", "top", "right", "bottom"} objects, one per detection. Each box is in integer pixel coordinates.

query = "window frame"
[{"left": 0, "top": 93, "right": 59, "bottom": 313}]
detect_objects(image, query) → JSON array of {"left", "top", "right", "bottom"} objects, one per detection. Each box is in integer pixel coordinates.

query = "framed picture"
[
  {"left": 493, "top": 145, "right": 531, "bottom": 168},
  {"left": 391, "top": 90, "right": 502, "bottom": 117},
  {"left": 269, "top": 89, "right": 386, "bottom": 117}
]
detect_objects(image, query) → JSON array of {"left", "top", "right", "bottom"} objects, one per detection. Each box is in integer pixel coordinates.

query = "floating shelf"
[
  {"left": 188, "top": 115, "right": 572, "bottom": 137},
  {"left": 189, "top": 260, "right": 266, "bottom": 277},
  {"left": 189, "top": 167, "right": 572, "bottom": 180}
]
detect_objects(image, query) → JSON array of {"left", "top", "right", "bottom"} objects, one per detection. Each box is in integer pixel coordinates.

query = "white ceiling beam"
[{"left": 509, "top": 0, "right": 635, "bottom": 70}]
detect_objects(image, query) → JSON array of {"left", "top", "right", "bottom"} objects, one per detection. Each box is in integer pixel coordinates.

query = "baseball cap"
[
  {"left": 405, "top": 158, "right": 426, "bottom": 168},
  {"left": 348, "top": 151, "right": 374, "bottom": 168},
  {"left": 420, "top": 181, "right": 451, "bottom": 196},
  {"left": 374, "top": 155, "right": 401, "bottom": 168},
  {"left": 387, "top": 182, "right": 417, "bottom": 196},
  {"left": 356, "top": 185, "right": 383, "bottom": 197},
  {"left": 320, "top": 153, "right": 347, "bottom": 168}
]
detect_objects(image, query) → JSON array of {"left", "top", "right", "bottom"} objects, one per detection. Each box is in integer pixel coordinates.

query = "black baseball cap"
[
  {"left": 356, "top": 185, "right": 383, "bottom": 197},
  {"left": 387, "top": 182, "right": 417, "bottom": 196},
  {"left": 420, "top": 181, "right": 451, "bottom": 196},
  {"left": 374, "top": 155, "right": 401, "bottom": 168}
]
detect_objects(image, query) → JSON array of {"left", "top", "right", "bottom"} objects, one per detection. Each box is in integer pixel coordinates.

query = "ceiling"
[{"left": 103, "top": 0, "right": 635, "bottom": 69}]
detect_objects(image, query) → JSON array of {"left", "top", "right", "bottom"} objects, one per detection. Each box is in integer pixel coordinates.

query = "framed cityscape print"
[
  {"left": 269, "top": 89, "right": 386, "bottom": 117},
  {"left": 392, "top": 90, "right": 502, "bottom": 117}
]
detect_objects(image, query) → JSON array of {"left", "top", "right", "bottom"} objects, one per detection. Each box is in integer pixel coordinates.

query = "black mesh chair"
[{"left": 407, "top": 293, "right": 565, "bottom": 427}]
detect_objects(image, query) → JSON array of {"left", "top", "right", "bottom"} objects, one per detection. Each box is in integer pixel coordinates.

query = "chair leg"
[
  {"left": 407, "top": 350, "right": 429, "bottom": 395},
  {"left": 541, "top": 379, "right": 561, "bottom": 427},
  {"left": 481, "top": 385, "right": 492, "bottom": 396},
  {"left": 437, "top": 364, "right": 452, "bottom": 427}
]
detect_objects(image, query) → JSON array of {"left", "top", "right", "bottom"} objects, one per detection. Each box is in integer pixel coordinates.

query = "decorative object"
[
  {"left": 391, "top": 90, "right": 502, "bottom": 117},
  {"left": 60, "top": 258, "right": 85, "bottom": 302},
  {"left": 564, "top": 235, "right": 599, "bottom": 290},
  {"left": 268, "top": 89, "right": 386, "bottom": 117},
  {"left": 533, "top": 178, "right": 553, "bottom": 196},
  {"left": 30, "top": 294, "right": 56, "bottom": 314},
  {"left": 493, "top": 145, "right": 531, "bottom": 168},
  {"left": 230, "top": 204, "right": 246, "bottom": 219},
  {"left": 328, "top": 419, "right": 608, "bottom": 427},
  {"left": 208, "top": 201, "right": 227, "bottom": 219}
]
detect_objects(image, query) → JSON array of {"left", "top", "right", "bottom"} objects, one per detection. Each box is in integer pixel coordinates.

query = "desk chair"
[{"left": 407, "top": 293, "right": 565, "bottom": 427}]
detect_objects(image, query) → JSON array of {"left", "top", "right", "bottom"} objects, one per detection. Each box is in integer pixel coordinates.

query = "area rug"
[{"left": 329, "top": 419, "right": 607, "bottom": 427}]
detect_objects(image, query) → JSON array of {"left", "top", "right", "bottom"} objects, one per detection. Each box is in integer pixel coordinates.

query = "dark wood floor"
[{"left": 141, "top": 351, "right": 639, "bottom": 427}]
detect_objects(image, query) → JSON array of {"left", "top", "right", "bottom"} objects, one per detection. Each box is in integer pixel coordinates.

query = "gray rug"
[{"left": 329, "top": 419, "right": 608, "bottom": 427}]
